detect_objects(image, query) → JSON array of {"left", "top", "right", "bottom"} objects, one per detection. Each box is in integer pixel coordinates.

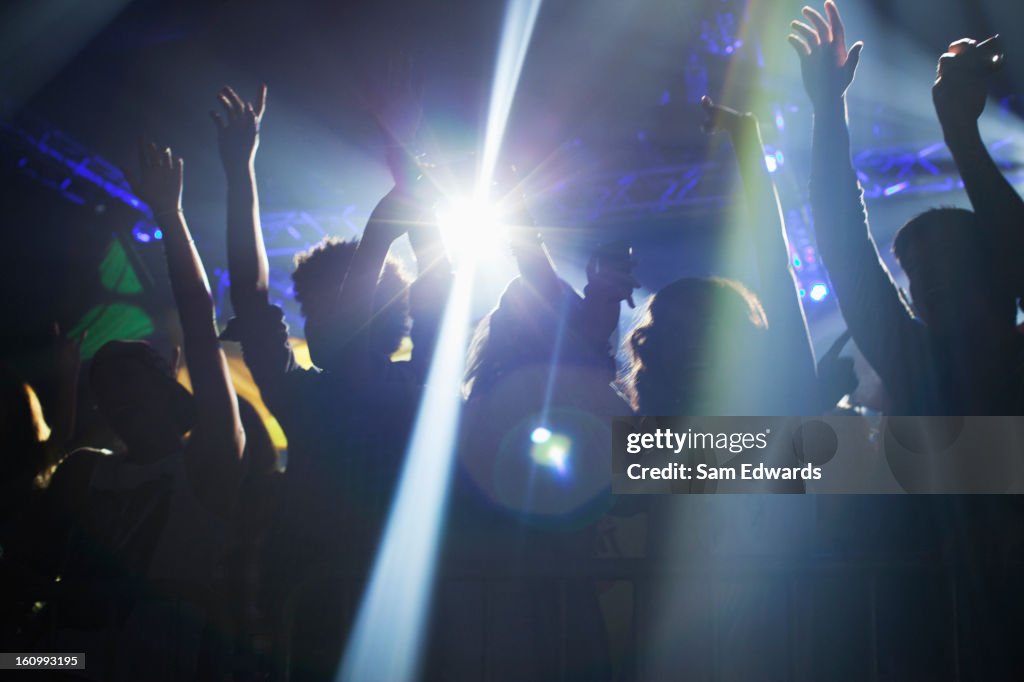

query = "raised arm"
[
  {"left": 397, "top": 154, "right": 453, "bottom": 380},
  {"left": 576, "top": 242, "right": 638, "bottom": 367},
  {"left": 504, "top": 179, "right": 561, "bottom": 299},
  {"left": 211, "top": 85, "right": 269, "bottom": 317},
  {"left": 788, "top": 0, "right": 922, "bottom": 390},
  {"left": 321, "top": 57, "right": 444, "bottom": 374},
  {"left": 317, "top": 185, "right": 416, "bottom": 374},
  {"left": 933, "top": 36, "right": 1024, "bottom": 295},
  {"left": 132, "top": 142, "right": 245, "bottom": 507},
  {"left": 701, "top": 97, "right": 818, "bottom": 409}
]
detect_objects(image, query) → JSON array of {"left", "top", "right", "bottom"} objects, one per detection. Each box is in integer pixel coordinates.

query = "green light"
[
  {"left": 98, "top": 238, "right": 143, "bottom": 294},
  {"left": 68, "top": 303, "right": 154, "bottom": 359}
]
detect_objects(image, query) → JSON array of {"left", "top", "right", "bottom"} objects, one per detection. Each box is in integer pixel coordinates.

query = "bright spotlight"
[
  {"left": 339, "top": 1, "right": 543, "bottom": 678},
  {"left": 530, "top": 426, "right": 552, "bottom": 443},
  {"left": 809, "top": 283, "right": 829, "bottom": 302},
  {"left": 436, "top": 198, "right": 508, "bottom": 266},
  {"left": 339, "top": 1, "right": 544, "bottom": 675}
]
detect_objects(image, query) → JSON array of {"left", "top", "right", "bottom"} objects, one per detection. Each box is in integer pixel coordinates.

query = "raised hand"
[
  {"left": 132, "top": 141, "right": 184, "bottom": 218},
  {"left": 933, "top": 36, "right": 1002, "bottom": 132},
  {"left": 211, "top": 85, "right": 267, "bottom": 172},
  {"left": 700, "top": 95, "right": 758, "bottom": 137},
  {"left": 788, "top": 1, "right": 863, "bottom": 106},
  {"left": 585, "top": 242, "right": 639, "bottom": 309}
]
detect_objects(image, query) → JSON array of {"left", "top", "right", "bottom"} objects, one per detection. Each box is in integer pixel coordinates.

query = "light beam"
[{"left": 338, "top": 2, "right": 543, "bottom": 680}]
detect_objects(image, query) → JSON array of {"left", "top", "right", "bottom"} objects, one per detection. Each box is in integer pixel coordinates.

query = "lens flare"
[
  {"left": 531, "top": 426, "right": 552, "bottom": 443},
  {"left": 530, "top": 431, "right": 572, "bottom": 474}
]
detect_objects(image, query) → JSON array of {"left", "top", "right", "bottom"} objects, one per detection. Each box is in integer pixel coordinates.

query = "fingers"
[
  {"left": 845, "top": 41, "right": 864, "bottom": 75},
  {"left": 217, "top": 84, "right": 266, "bottom": 128},
  {"left": 791, "top": 20, "right": 821, "bottom": 47},
  {"left": 824, "top": 0, "right": 846, "bottom": 48},
  {"left": 137, "top": 139, "right": 181, "bottom": 172},
  {"left": 937, "top": 52, "right": 957, "bottom": 78},
  {"left": 947, "top": 38, "right": 976, "bottom": 56},
  {"left": 218, "top": 90, "right": 238, "bottom": 119},
  {"left": 701, "top": 95, "right": 719, "bottom": 133},
  {"left": 601, "top": 271, "right": 641, "bottom": 306},
  {"left": 788, "top": 34, "right": 812, "bottom": 58},
  {"left": 802, "top": 6, "right": 832, "bottom": 44},
  {"left": 937, "top": 36, "right": 1002, "bottom": 79},
  {"left": 223, "top": 86, "right": 246, "bottom": 115},
  {"left": 255, "top": 83, "right": 268, "bottom": 120}
]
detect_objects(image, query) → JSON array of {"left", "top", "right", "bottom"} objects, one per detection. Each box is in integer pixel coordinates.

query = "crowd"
[{"left": 2, "top": 2, "right": 1023, "bottom": 680}]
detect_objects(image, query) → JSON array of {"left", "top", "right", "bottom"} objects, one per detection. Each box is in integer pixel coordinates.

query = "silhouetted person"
[
  {"left": 441, "top": 188, "right": 635, "bottom": 680},
  {"left": 788, "top": 1, "right": 1024, "bottom": 415},
  {"left": 621, "top": 98, "right": 818, "bottom": 417},
  {"left": 219, "top": 398, "right": 281, "bottom": 681},
  {"left": 211, "top": 75, "right": 450, "bottom": 681},
  {"left": 623, "top": 96, "right": 817, "bottom": 681},
  {"left": 0, "top": 324, "right": 86, "bottom": 652},
  {"left": 0, "top": 373, "right": 56, "bottom": 651},
  {"left": 28, "top": 142, "right": 245, "bottom": 681}
]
